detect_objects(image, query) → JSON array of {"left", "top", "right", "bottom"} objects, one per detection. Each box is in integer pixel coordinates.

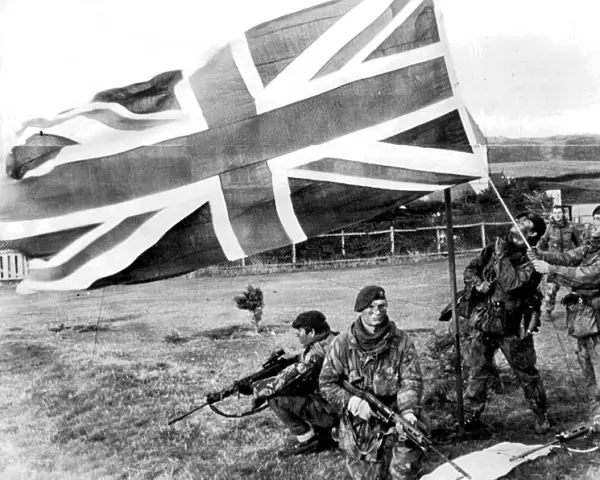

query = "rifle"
[
  {"left": 340, "top": 379, "right": 472, "bottom": 480},
  {"left": 509, "top": 423, "right": 594, "bottom": 461},
  {"left": 168, "top": 349, "right": 296, "bottom": 426}
]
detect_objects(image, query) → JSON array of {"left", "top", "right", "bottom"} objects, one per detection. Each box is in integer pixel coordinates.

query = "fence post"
[
  {"left": 292, "top": 243, "right": 296, "bottom": 266},
  {"left": 341, "top": 230, "right": 346, "bottom": 256},
  {"left": 480, "top": 222, "right": 486, "bottom": 248},
  {"left": 436, "top": 227, "right": 442, "bottom": 253},
  {"left": 390, "top": 227, "right": 395, "bottom": 256},
  {"left": 241, "top": 257, "right": 246, "bottom": 268}
]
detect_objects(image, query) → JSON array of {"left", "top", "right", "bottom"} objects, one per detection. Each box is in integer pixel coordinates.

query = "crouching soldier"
[
  {"left": 320, "top": 285, "right": 426, "bottom": 480},
  {"left": 240, "top": 310, "right": 339, "bottom": 457}
]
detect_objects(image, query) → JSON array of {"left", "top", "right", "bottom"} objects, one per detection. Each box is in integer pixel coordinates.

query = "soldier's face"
[
  {"left": 295, "top": 327, "right": 314, "bottom": 345},
  {"left": 360, "top": 299, "right": 388, "bottom": 328},
  {"left": 552, "top": 208, "right": 564, "bottom": 221},
  {"left": 592, "top": 214, "right": 600, "bottom": 238},
  {"left": 510, "top": 217, "right": 535, "bottom": 246}
]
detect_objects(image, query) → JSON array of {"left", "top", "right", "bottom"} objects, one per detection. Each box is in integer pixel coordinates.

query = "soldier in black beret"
[
  {"left": 242, "top": 310, "right": 339, "bottom": 457},
  {"left": 320, "top": 285, "right": 426, "bottom": 479}
]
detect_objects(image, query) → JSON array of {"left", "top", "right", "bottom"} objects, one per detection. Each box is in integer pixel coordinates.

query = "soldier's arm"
[
  {"left": 319, "top": 338, "right": 352, "bottom": 415},
  {"left": 463, "top": 247, "right": 488, "bottom": 288},
  {"left": 254, "top": 350, "right": 321, "bottom": 398},
  {"left": 547, "top": 257, "right": 600, "bottom": 289},
  {"left": 538, "top": 246, "right": 586, "bottom": 266},
  {"left": 396, "top": 335, "right": 423, "bottom": 415}
]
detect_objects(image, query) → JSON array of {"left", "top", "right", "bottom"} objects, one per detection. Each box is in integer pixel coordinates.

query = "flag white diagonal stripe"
[
  {"left": 210, "top": 176, "right": 246, "bottom": 260},
  {"left": 18, "top": 196, "right": 206, "bottom": 293},
  {"left": 348, "top": 0, "right": 425, "bottom": 67},
  {"left": 264, "top": 0, "right": 395, "bottom": 95},
  {"left": 1, "top": 175, "right": 230, "bottom": 241},
  {"left": 433, "top": 0, "right": 481, "bottom": 150},
  {"left": 268, "top": 96, "right": 461, "bottom": 171},
  {"left": 270, "top": 165, "right": 308, "bottom": 244},
  {"left": 231, "top": 36, "right": 265, "bottom": 100},
  {"left": 174, "top": 76, "right": 209, "bottom": 128},
  {"left": 258, "top": 42, "right": 444, "bottom": 113},
  {"left": 319, "top": 142, "right": 483, "bottom": 177}
]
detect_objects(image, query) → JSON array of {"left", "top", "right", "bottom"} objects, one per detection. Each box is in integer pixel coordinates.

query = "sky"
[{"left": 0, "top": 0, "right": 599, "bottom": 151}]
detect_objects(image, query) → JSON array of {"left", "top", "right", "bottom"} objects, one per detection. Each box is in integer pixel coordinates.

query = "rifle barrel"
[{"left": 167, "top": 402, "right": 209, "bottom": 426}]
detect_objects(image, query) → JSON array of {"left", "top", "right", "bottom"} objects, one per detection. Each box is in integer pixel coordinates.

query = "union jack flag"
[{"left": 0, "top": 0, "right": 487, "bottom": 293}]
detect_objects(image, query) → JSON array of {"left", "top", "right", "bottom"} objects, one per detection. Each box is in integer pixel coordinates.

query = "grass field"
[{"left": 1, "top": 259, "right": 599, "bottom": 479}]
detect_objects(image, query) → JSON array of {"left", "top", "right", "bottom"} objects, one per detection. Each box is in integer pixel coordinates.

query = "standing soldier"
[
  {"left": 462, "top": 211, "right": 551, "bottom": 434},
  {"left": 536, "top": 205, "right": 581, "bottom": 322},
  {"left": 319, "top": 285, "right": 425, "bottom": 480},
  {"left": 529, "top": 205, "right": 600, "bottom": 432},
  {"left": 241, "top": 310, "right": 339, "bottom": 457}
]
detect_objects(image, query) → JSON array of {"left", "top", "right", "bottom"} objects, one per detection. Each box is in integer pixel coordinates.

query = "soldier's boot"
[
  {"left": 277, "top": 434, "right": 323, "bottom": 458},
  {"left": 534, "top": 412, "right": 551, "bottom": 434},
  {"left": 541, "top": 310, "right": 554, "bottom": 323}
]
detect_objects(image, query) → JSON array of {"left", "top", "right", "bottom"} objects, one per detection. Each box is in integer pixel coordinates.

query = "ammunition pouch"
[{"left": 564, "top": 295, "right": 600, "bottom": 338}]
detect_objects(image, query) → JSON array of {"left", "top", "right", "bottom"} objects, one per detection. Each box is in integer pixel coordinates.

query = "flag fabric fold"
[{"left": 0, "top": 0, "right": 488, "bottom": 293}]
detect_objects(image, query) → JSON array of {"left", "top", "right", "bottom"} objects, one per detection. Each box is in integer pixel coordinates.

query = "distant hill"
[{"left": 486, "top": 134, "right": 600, "bottom": 163}]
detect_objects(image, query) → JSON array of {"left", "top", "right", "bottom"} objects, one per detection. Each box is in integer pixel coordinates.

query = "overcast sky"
[{"left": 0, "top": 0, "right": 599, "bottom": 149}]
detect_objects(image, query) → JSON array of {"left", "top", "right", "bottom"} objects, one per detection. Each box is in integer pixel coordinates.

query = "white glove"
[
  {"left": 347, "top": 396, "right": 373, "bottom": 420},
  {"left": 396, "top": 412, "right": 418, "bottom": 437}
]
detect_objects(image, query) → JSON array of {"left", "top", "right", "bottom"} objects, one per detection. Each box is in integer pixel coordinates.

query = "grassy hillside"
[{"left": 487, "top": 134, "right": 600, "bottom": 164}]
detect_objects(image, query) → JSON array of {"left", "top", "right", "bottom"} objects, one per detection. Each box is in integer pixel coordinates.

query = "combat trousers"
[
  {"left": 540, "top": 275, "right": 561, "bottom": 313},
  {"left": 576, "top": 333, "right": 600, "bottom": 417},
  {"left": 340, "top": 423, "right": 423, "bottom": 480},
  {"left": 465, "top": 330, "right": 547, "bottom": 418},
  {"left": 268, "top": 394, "right": 337, "bottom": 436}
]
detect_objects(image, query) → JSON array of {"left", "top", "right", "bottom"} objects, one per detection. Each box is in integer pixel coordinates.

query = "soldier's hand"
[
  {"left": 347, "top": 396, "right": 373, "bottom": 420},
  {"left": 527, "top": 248, "right": 539, "bottom": 261},
  {"left": 476, "top": 281, "right": 491, "bottom": 293},
  {"left": 395, "top": 413, "right": 417, "bottom": 440},
  {"left": 532, "top": 260, "right": 550, "bottom": 274},
  {"left": 236, "top": 379, "right": 254, "bottom": 396},
  {"left": 592, "top": 415, "right": 600, "bottom": 433},
  {"left": 251, "top": 396, "right": 267, "bottom": 410}
]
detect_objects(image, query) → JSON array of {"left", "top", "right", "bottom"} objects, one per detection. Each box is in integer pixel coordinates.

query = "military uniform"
[
  {"left": 536, "top": 217, "right": 581, "bottom": 316},
  {"left": 320, "top": 319, "right": 424, "bottom": 479},
  {"left": 253, "top": 330, "right": 338, "bottom": 436},
  {"left": 536, "top": 243, "right": 600, "bottom": 421},
  {"left": 251, "top": 311, "right": 338, "bottom": 456},
  {"left": 463, "top": 236, "right": 549, "bottom": 429}
]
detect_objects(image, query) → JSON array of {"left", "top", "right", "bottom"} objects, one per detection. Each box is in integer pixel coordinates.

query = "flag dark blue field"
[{"left": 0, "top": 0, "right": 487, "bottom": 292}]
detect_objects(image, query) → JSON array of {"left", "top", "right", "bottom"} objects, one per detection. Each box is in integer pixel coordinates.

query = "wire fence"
[{"left": 209, "top": 221, "right": 515, "bottom": 274}]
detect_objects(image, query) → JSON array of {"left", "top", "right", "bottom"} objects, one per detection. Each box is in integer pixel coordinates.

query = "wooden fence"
[{"left": 0, "top": 251, "right": 28, "bottom": 280}]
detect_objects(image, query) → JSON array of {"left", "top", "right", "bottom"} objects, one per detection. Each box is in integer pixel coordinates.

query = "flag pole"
[{"left": 444, "top": 188, "right": 465, "bottom": 439}]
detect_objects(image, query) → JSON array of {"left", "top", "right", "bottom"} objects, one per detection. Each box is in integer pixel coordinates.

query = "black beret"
[
  {"left": 292, "top": 310, "right": 329, "bottom": 333},
  {"left": 593, "top": 205, "right": 600, "bottom": 217},
  {"left": 354, "top": 285, "right": 386, "bottom": 312}
]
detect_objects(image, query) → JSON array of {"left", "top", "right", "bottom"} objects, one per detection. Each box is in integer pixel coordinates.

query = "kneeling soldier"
[
  {"left": 242, "top": 310, "right": 339, "bottom": 457},
  {"left": 320, "top": 285, "right": 426, "bottom": 480}
]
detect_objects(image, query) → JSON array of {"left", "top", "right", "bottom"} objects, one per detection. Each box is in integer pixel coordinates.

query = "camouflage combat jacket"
[
  {"left": 537, "top": 218, "right": 581, "bottom": 253},
  {"left": 319, "top": 321, "right": 422, "bottom": 416},
  {"left": 540, "top": 245, "right": 600, "bottom": 338},
  {"left": 541, "top": 244, "right": 600, "bottom": 291},
  {"left": 464, "top": 237, "right": 542, "bottom": 336},
  {"left": 254, "top": 331, "right": 338, "bottom": 399}
]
